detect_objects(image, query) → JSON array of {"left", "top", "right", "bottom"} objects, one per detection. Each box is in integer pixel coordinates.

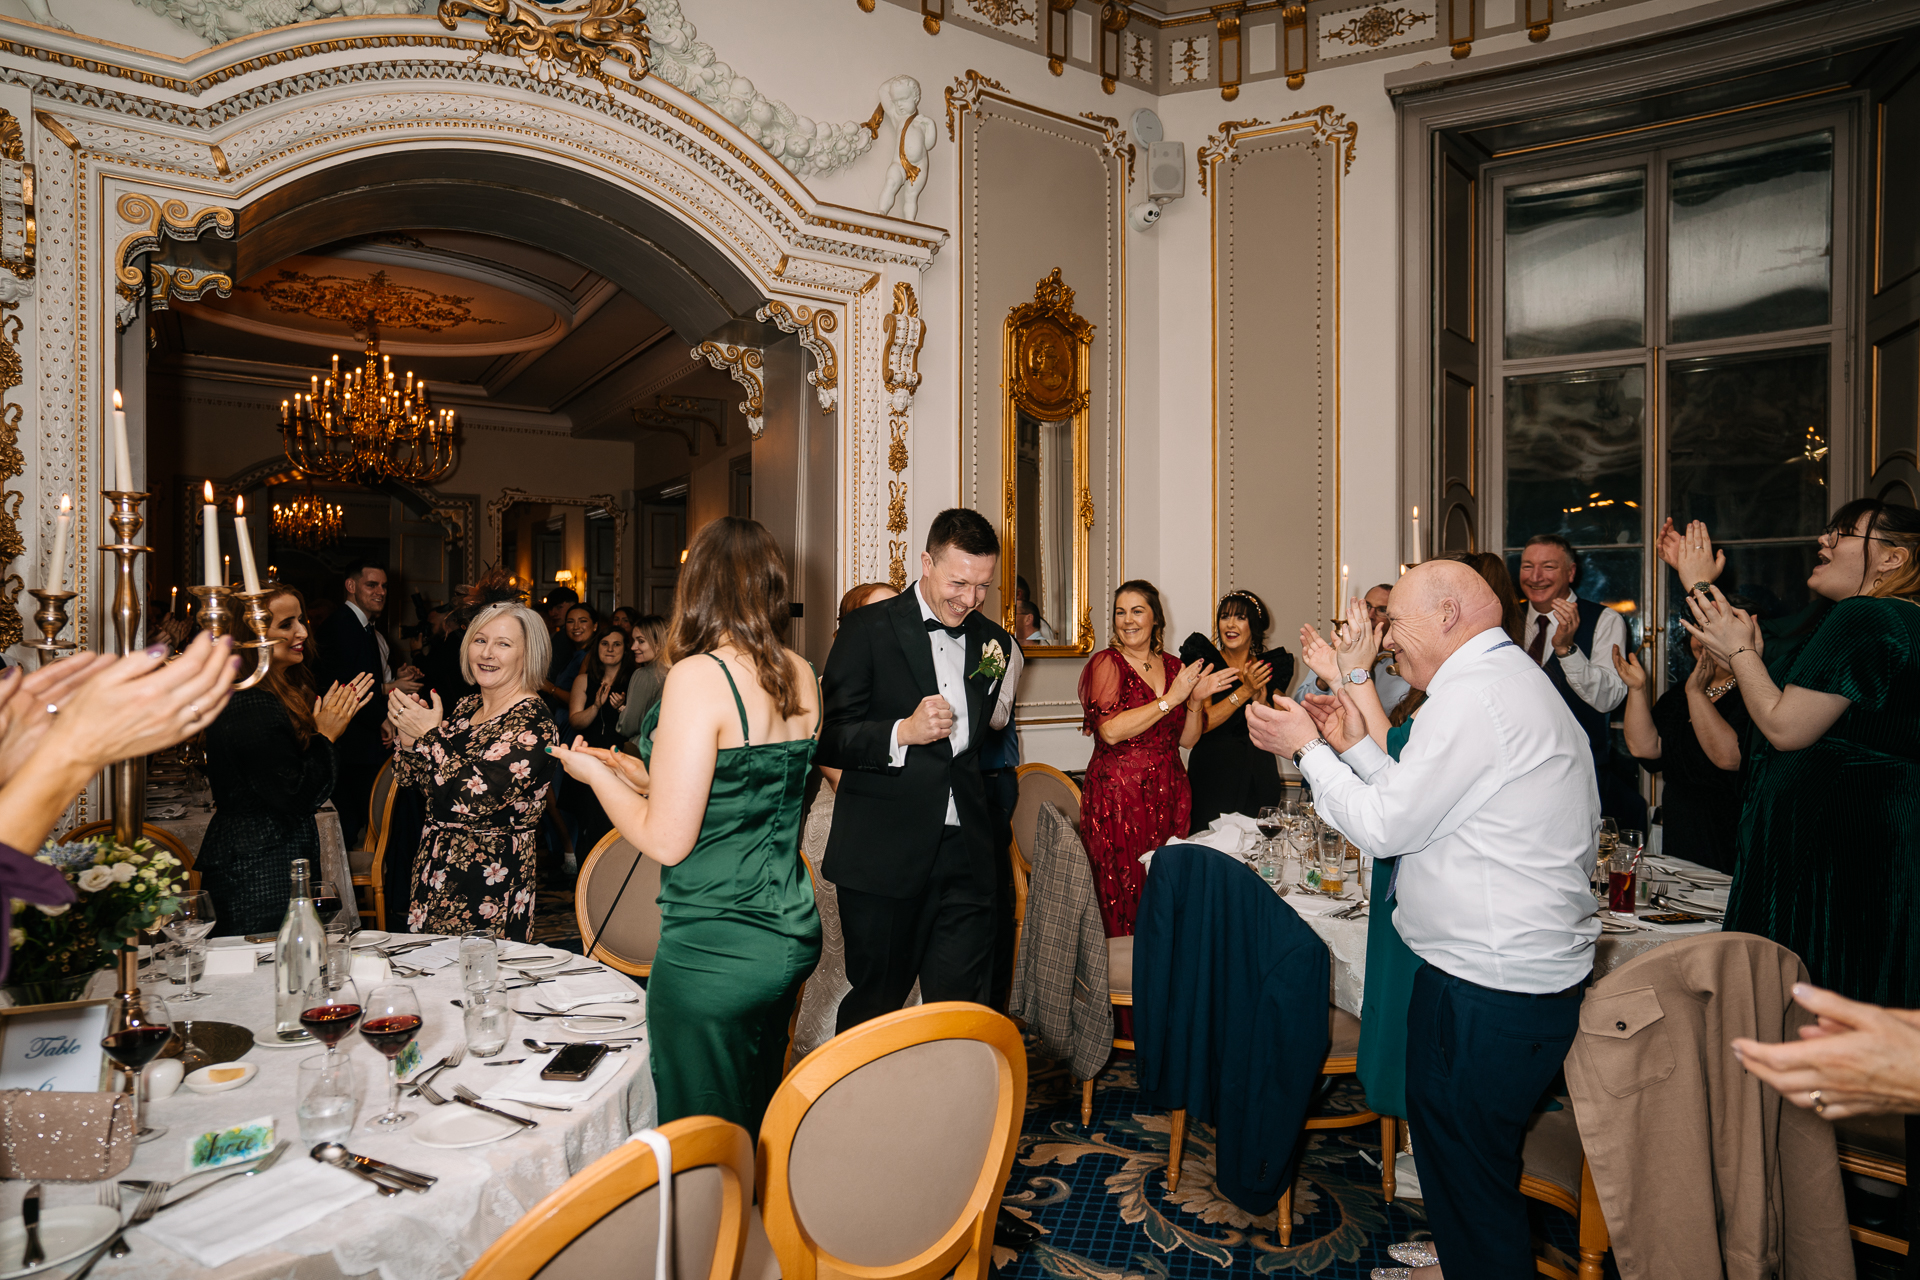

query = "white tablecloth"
[
  {"left": 1277, "top": 857, "right": 1724, "bottom": 1016},
  {"left": 2, "top": 937, "right": 654, "bottom": 1280}
]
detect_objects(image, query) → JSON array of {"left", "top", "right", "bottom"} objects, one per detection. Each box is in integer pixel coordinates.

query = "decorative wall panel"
[
  {"left": 1209, "top": 112, "right": 1350, "bottom": 621},
  {"left": 952, "top": 73, "right": 1125, "bottom": 719}
]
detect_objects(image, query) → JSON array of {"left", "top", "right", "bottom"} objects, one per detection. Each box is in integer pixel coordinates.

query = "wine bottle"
[{"left": 272, "top": 858, "right": 325, "bottom": 1042}]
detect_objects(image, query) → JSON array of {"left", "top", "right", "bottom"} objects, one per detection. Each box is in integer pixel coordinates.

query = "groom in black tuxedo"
[{"left": 820, "top": 508, "right": 1016, "bottom": 1031}]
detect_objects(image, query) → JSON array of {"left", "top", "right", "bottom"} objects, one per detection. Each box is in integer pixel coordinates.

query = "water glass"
[
  {"left": 459, "top": 931, "right": 499, "bottom": 992},
  {"left": 1591, "top": 852, "right": 1612, "bottom": 902},
  {"left": 463, "top": 987, "right": 511, "bottom": 1058},
  {"left": 1356, "top": 854, "right": 1374, "bottom": 906},
  {"left": 162, "top": 941, "right": 205, "bottom": 986},
  {"left": 1317, "top": 829, "right": 1346, "bottom": 894},
  {"left": 296, "top": 1053, "right": 360, "bottom": 1143}
]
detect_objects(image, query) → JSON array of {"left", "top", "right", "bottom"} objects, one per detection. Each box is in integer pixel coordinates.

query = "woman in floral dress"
[{"left": 389, "top": 602, "right": 557, "bottom": 940}]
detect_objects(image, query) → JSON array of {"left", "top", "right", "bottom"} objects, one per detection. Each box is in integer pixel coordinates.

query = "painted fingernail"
[
  {"left": 231, "top": 657, "right": 242, "bottom": 671},
  {"left": 146, "top": 643, "right": 168, "bottom": 658}
]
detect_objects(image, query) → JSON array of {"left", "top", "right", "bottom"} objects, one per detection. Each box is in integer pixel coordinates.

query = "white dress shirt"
[
  {"left": 343, "top": 600, "right": 392, "bottom": 683},
  {"left": 888, "top": 584, "right": 975, "bottom": 827},
  {"left": 1525, "top": 592, "right": 1627, "bottom": 714},
  {"left": 1298, "top": 627, "right": 1601, "bottom": 993}
]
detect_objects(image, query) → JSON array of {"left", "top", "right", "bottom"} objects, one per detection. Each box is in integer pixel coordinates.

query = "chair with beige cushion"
[
  {"left": 576, "top": 831, "right": 662, "bottom": 978},
  {"left": 463, "top": 1113, "right": 771, "bottom": 1280},
  {"left": 1010, "top": 763, "right": 1081, "bottom": 968},
  {"left": 348, "top": 760, "right": 397, "bottom": 929},
  {"left": 1520, "top": 1103, "right": 1610, "bottom": 1280},
  {"left": 757, "top": 1002, "right": 1027, "bottom": 1280},
  {"left": 1833, "top": 1113, "right": 1906, "bottom": 1257}
]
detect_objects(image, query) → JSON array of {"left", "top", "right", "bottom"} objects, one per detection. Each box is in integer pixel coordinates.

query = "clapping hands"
[
  {"left": 314, "top": 672, "right": 376, "bottom": 742},
  {"left": 549, "top": 737, "right": 651, "bottom": 795},
  {"left": 387, "top": 686, "right": 443, "bottom": 748},
  {"left": 1171, "top": 660, "right": 1238, "bottom": 709},
  {"left": 1658, "top": 518, "right": 1725, "bottom": 587},
  {"left": 1680, "top": 584, "right": 1761, "bottom": 665}
]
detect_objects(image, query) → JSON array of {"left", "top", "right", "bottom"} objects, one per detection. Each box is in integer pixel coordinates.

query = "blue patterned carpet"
[{"left": 994, "top": 1052, "right": 1598, "bottom": 1278}]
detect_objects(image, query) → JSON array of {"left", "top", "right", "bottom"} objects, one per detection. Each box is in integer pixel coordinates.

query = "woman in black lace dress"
[
  {"left": 200, "top": 587, "right": 375, "bottom": 935},
  {"left": 389, "top": 601, "right": 558, "bottom": 939}
]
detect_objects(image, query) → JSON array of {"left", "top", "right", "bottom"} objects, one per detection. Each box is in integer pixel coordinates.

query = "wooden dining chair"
[
  {"left": 1011, "top": 764, "right": 1082, "bottom": 970},
  {"left": 61, "top": 821, "right": 200, "bottom": 894},
  {"left": 575, "top": 830, "right": 662, "bottom": 977},
  {"left": 1163, "top": 1005, "right": 1397, "bottom": 1242},
  {"left": 1834, "top": 1114, "right": 1907, "bottom": 1257},
  {"left": 349, "top": 761, "right": 399, "bottom": 930},
  {"left": 1520, "top": 1103, "right": 1611, "bottom": 1280},
  {"left": 463, "top": 1114, "right": 766, "bottom": 1280},
  {"left": 757, "top": 1002, "right": 1027, "bottom": 1280}
]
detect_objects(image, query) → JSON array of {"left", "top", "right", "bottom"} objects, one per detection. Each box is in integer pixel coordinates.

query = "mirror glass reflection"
[{"left": 1013, "top": 409, "right": 1073, "bottom": 648}]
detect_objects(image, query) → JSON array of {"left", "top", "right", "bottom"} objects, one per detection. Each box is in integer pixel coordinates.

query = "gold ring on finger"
[{"left": 1809, "top": 1089, "right": 1826, "bottom": 1115}]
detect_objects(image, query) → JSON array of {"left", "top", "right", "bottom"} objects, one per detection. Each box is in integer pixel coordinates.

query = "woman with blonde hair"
[
  {"left": 200, "top": 586, "right": 375, "bottom": 934},
  {"left": 388, "top": 601, "right": 557, "bottom": 940},
  {"left": 552, "top": 516, "right": 822, "bottom": 1136}
]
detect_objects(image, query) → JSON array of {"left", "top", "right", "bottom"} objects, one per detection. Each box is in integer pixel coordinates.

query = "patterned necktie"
[{"left": 1526, "top": 614, "right": 1551, "bottom": 665}]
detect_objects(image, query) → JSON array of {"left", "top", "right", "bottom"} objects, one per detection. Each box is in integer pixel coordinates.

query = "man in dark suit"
[
  {"left": 819, "top": 508, "right": 1017, "bottom": 1031},
  {"left": 315, "top": 561, "right": 421, "bottom": 847}
]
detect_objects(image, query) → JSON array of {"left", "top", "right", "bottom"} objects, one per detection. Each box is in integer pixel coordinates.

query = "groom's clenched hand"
[{"left": 898, "top": 694, "right": 956, "bottom": 745}]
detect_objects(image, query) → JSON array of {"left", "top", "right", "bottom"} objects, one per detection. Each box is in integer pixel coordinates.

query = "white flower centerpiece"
[{"left": 8, "top": 837, "right": 187, "bottom": 1005}]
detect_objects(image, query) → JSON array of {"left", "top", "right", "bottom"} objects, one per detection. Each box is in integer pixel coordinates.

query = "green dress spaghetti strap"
[
  {"left": 636, "top": 654, "right": 822, "bottom": 1136},
  {"left": 1727, "top": 596, "right": 1920, "bottom": 1005},
  {"left": 1357, "top": 718, "right": 1421, "bottom": 1119}
]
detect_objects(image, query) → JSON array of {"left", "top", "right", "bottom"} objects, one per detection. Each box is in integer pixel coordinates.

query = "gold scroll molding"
[
  {"left": 1002, "top": 268, "right": 1094, "bottom": 656},
  {"left": 0, "top": 110, "right": 34, "bottom": 282},
  {"left": 882, "top": 282, "right": 925, "bottom": 589},
  {"left": 486, "top": 487, "right": 626, "bottom": 590},
  {"left": 1078, "top": 111, "right": 1137, "bottom": 187},
  {"left": 755, "top": 301, "right": 840, "bottom": 413},
  {"left": 944, "top": 69, "right": 1007, "bottom": 142},
  {"left": 1197, "top": 106, "right": 1357, "bottom": 194},
  {"left": 691, "top": 342, "right": 766, "bottom": 438},
  {"left": 113, "top": 193, "right": 235, "bottom": 311},
  {"left": 437, "top": 0, "right": 651, "bottom": 95}
]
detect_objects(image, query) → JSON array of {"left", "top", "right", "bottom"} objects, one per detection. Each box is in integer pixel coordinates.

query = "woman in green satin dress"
[
  {"left": 1685, "top": 499, "right": 1920, "bottom": 1009},
  {"left": 552, "top": 516, "right": 821, "bottom": 1136}
]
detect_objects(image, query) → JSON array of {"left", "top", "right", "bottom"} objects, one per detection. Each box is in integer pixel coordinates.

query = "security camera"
[{"left": 1129, "top": 201, "right": 1163, "bottom": 232}]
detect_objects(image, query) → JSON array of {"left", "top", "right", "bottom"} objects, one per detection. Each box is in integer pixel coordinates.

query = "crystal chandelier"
[
  {"left": 280, "top": 342, "right": 458, "bottom": 485},
  {"left": 271, "top": 474, "right": 344, "bottom": 550}
]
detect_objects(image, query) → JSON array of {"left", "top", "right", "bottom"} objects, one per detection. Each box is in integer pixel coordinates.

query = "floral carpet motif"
[{"left": 995, "top": 1053, "right": 1590, "bottom": 1279}]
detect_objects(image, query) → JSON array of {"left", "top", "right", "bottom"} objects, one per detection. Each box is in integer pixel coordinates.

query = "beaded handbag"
[{"left": 0, "top": 1089, "right": 135, "bottom": 1181}]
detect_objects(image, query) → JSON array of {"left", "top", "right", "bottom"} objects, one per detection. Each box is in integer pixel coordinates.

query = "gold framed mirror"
[{"left": 1002, "top": 268, "right": 1094, "bottom": 656}]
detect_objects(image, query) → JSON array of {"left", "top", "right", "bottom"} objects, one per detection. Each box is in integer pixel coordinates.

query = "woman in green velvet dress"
[
  {"left": 1685, "top": 498, "right": 1920, "bottom": 1009},
  {"left": 551, "top": 516, "right": 821, "bottom": 1136}
]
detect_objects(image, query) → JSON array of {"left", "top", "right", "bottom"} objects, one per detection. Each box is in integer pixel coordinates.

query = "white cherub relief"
[{"left": 874, "top": 75, "right": 936, "bottom": 222}]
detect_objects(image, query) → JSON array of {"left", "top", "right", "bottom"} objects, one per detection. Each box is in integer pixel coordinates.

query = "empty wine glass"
[
  {"left": 102, "top": 988, "right": 173, "bottom": 1143},
  {"left": 359, "top": 983, "right": 422, "bottom": 1132},
  {"left": 162, "top": 890, "right": 217, "bottom": 1003}
]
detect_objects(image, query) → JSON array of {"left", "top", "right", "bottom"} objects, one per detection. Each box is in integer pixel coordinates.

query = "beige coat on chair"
[{"left": 1564, "top": 932, "right": 1853, "bottom": 1280}]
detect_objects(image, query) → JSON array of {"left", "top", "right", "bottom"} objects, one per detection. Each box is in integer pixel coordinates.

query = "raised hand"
[
  {"left": 898, "top": 694, "right": 955, "bottom": 746},
  {"left": 1302, "top": 690, "right": 1366, "bottom": 753},
  {"left": 1242, "top": 658, "right": 1274, "bottom": 703},
  {"left": 1299, "top": 624, "right": 1341, "bottom": 690},
  {"left": 1334, "top": 596, "right": 1383, "bottom": 672},
  {"left": 1610, "top": 644, "right": 1647, "bottom": 693},
  {"left": 1550, "top": 598, "right": 1581, "bottom": 655},
  {"left": 387, "top": 687, "right": 443, "bottom": 747},
  {"left": 314, "top": 673, "right": 377, "bottom": 742},
  {"left": 548, "top": 737, "right": 616, "bottom": 787},
  {"left": 1680, "top": 585, "right": 1761, "bottom": 664},
  {"left": 1658, "top": 518, "right": 1725, "bottom": 587},
  {"left": 1188, "top": 662, "right": 1240, "bottom": 708}
]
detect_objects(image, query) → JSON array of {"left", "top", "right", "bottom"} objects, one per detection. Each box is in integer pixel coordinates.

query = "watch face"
[{"left": 1348, "top": 668, "right": 1370, "bottom": 684}]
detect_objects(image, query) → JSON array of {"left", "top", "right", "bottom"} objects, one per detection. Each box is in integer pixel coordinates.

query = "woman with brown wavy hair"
[
  {"left": 199, "top": 586, "right": 375, "bottom": 934},
  {"left": 551, "top": 515, "right": 822, "bottom": 1136}
]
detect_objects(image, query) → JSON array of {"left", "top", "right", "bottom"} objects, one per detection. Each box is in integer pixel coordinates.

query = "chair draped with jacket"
[
  {"left": 1008, "top": 800, "right": 1112, "bottom": 1084},
  {"left": 1134, "top": 843, "right": 1330, "bottom": 1215}
]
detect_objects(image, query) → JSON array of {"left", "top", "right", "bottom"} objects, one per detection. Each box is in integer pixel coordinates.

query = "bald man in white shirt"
[{"left": 1249, "top": 560, "right": 1599, "bottom": 1280}]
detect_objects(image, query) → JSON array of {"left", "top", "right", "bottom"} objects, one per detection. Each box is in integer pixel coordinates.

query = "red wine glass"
[
  {"left": 299, "top": 973, "right": 361, "bottom": 1066},
  {"left": 102, "top": 989, "right": 174, "bottom": 1143},
  {"left": 359, "top": 983, "right": 421, "bottom": 1132}
]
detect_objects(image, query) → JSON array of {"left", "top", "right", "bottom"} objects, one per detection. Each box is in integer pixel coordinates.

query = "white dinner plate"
[
  {"left": 413, "top": 1100, "right": 533, "bottom": 1148},
  {"left": 349, "top": 931, "right": 392, "bottom": 950},
  {"left": 0, "top": 1205, "right": 122, "bottom": 1278},
  {"left": 559, "top": 1003, "right": 643, "bottom": 1035},
  {"left": 499, "top": 948, "right": 571, "bottom": 973},
  {"left": 249, "top": 1027, "right": 317, "bottom": 1049}
]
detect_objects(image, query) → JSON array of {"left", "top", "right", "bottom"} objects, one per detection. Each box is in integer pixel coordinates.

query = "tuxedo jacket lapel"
[
  {"left": 887, "top": 589, "right": 941, "bottom": 699},
  {"left": 962, "top": 616, "right": 990, "bottom": 735}
]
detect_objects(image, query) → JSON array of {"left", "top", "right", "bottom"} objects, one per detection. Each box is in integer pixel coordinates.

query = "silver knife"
[
  {"left": 21, "top": 1182, "right": 42, "bottom": 1268},
  {"left": 449, "top": 1092, "right": 539, "bottom": 1130}
]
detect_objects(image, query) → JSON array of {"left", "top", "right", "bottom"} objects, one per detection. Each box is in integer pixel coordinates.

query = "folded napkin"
[
  {"left": 403, "top": 939, "right": 460, "bottom": 971},
  {"left": 483, "top": 1046, "right": 626, "bottom": 1107},
  {"left": 1284, "top": 890, "right": 1359, "bottom": 917},
  {"left": 536, "top": 974, "right": 640, "bottom": 1012},
  {"left": 349, "top": 953, "right": 391, "bottom": 985},
  {"left": 203, "top": 941, "right": 273, "bottom": 977},
  {"left": 137, "top": 1157, "right": 376, "bottom": 1268},
  {"left": 1139, "top": 817, "right": 1264, "bottom": 871}
]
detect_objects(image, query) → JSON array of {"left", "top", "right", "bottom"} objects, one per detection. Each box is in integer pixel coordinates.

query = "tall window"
[{"left": 1489, "top": 116, "right": 1849, "bottom": 680}]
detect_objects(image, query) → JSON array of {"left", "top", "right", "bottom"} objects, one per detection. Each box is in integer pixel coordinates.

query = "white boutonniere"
[{"left": 971, "top": 638, "right": 1007, "bottom": 682}]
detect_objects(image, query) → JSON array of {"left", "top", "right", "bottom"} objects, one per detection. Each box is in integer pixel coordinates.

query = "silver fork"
[
  {"left": 454, "top": 1083, "right": 571, "bottom": 1113},
  {"left": 72, "top": 1182, "right": 164, "bottom": 1279}
]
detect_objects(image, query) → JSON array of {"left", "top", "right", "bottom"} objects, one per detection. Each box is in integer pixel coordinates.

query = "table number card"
[
  {"left": 188, "top": 1115, "right": 275, "bottom": 1173},
  {"left": 0, "top": 1000, "right": 112, "bottom": 1092}
]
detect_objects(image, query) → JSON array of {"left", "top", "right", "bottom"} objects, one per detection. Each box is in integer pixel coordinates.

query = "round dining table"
[{"left": 0, "top": 936, "right": 655, "bottom": 1280}]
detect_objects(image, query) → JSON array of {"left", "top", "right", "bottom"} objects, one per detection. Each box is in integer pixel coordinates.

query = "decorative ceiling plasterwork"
[
  {"left": 240, "top": 267, "right": 504, "bottom": 336},
  {"left": 437, "top": 0, "right": 650, "bottom": 93},
  {"left": 755, "top": 300, "right": 839, "bottom": 413}
]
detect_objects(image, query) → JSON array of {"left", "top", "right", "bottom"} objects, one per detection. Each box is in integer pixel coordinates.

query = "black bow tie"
[{"left": 924, "top": 617, "right": 966, "bottom": 641}]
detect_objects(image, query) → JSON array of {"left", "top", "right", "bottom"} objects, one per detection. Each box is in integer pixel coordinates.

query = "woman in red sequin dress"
[{"left": 1079, "top": 580, "right": 1238, "bottom": 936}]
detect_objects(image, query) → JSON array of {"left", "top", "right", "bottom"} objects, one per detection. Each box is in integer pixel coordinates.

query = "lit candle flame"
[
  {"left": 203, "top": 480, "right": 215, "bottom": 503},
  {"left": 113, "top": 389, "right": 123, "bottom": 410},
  {"left": 58, "top": 493, "right": 70, "bottom": 515}
]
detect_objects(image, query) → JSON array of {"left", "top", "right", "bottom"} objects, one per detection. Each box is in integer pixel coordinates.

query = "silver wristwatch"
[
  {"left": 1292, "top": 736, "right": 1330, "bottom": 766},
  {"left": 1346, "top": 668, "right": 1371, "bottom": 686}
]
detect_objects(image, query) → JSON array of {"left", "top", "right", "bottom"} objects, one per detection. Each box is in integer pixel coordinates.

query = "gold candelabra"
[
  {"left": 187, "top": 584, "right": 276, "bottom": 694},
  {"left": 101, "top": 490, "right": 151, "bottom": 845},
  {"left": 24, "top": 587, "right": 78, "bottom": 666}
]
